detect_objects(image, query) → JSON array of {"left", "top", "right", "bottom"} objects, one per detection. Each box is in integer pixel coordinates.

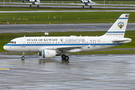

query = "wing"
[
  {"left": 39, "top": 46, "right": 82, "bottom": 53},
  {"left": 56, "top": 46, "right": 82, "bottom": 53}
]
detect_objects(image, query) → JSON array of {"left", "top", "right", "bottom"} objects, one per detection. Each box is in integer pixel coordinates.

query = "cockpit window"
[{"left": 9, "top": 41, "right": 16, "bottom": 44}]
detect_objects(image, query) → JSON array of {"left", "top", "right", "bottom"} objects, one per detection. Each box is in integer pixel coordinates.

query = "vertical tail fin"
[{"left": 103, "top": 14, "right": 129, "bottom": 38}]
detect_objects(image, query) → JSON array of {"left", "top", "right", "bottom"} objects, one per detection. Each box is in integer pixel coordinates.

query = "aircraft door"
[{"left": 21, "top": 38, "right": 26, "bottom": 47}]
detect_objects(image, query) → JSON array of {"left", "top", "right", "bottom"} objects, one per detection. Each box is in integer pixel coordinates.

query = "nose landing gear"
[
  {"left": 21, "top": 52, "right": 25, "bottom": 60},
  {"left": 21, "top": 56, "right": 25, "bottom": 60}
]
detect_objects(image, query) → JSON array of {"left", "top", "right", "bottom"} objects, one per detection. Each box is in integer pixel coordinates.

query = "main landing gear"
[
  {"left": 61, "top": 54, "right": 69, "bottom": 63},
  {"left": 61, "top": 54, "right": 69, "bottom": 60}
]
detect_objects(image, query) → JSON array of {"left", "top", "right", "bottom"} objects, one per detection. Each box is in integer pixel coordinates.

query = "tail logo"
[{"left": 118, "top": 22, "right": 124, "bottom": 29}]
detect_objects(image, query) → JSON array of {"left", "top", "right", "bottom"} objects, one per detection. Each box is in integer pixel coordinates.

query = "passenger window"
[{"left": 9, "top": 41, "right": 16, "bottom": 44}]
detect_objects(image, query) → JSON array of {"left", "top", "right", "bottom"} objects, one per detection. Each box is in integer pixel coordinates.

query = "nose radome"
[
  {"left": 3, "top": 46, "right": 8, "bottom": 51},
  {"left": 3, "top": 46, "right": 6, "bottom": 50}
]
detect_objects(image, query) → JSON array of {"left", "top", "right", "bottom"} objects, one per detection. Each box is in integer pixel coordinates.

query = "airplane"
[
  {"left": 25, "top": 0, "right": 40, "bottom": 7},
  {"left": 81, "top": 0, "right": 95, "bottom": 8},
  {"left": 3, "top": 14, "right": 132, "bottom": 61},
  {"left": 78, "top": 0, "right": 135, "bottom": 8},
  {"left": 0, "top": 0, "right": 40, "bottom": 7}
]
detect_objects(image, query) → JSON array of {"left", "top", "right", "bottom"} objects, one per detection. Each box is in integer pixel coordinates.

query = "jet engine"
[{"left": 42, "top": 50, "right": 57, "bottom": 58}]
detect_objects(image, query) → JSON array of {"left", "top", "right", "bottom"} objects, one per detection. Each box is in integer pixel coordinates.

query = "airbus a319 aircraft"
[
  {"left": 3, "top": 14, "right": 131, "bottom": 61},
  {"left": 77, "top": 0, "right": 135, "bottom": 8}
]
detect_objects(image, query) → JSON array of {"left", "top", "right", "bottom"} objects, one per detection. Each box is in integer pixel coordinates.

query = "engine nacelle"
[{"left": 42, "top": 50, "right": 57, "bottom": 58}]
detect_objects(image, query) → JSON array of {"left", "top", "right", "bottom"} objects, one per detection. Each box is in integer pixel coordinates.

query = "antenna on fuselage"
[{"left": 44, "top": 32, "right": 49, "bottom": 36}]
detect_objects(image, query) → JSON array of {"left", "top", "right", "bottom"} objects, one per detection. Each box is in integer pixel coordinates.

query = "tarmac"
[
  {"left": 1, "top": 10, "right": 135, "bottom": 13},
  {"left": 0, "top": 54, "right": 135, "bottom": 90}
]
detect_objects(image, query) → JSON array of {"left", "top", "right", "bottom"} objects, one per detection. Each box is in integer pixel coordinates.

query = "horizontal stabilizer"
[{"left": 113, "top": 38, "right": 132, "bottom": 43}]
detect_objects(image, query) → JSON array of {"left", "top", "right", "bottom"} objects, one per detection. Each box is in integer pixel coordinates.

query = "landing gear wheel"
[
  {"left": 61, "top": 54, "right": 66, "bottom": 59},
  {"left": 21, "top": 56, "right": 25, "bottom": 60},
  {"left": 65, "top": 56, "right": 69, "bottom": 60},
  {"left": 30, "top": 5, "right": 32, "bottom": 7},
  {"left": 90, "top": 6, "right": 92, "bottom": 8},
  {"left": 37, "top": 5, "right": 39, "bottom": 7}
]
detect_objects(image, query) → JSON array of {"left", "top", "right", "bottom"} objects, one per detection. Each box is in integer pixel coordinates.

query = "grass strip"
[{"left": 0, "top": 12, "right": 135, "bottom": 24}]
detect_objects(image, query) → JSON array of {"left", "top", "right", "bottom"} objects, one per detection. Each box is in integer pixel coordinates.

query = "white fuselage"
[{"left": 3, "top": 36, "right": 126, "bottom": 53}]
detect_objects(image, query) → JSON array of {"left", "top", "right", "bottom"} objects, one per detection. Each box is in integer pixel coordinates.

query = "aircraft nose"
[
  {"left": 3, "top": 45, "right": 9, "bottom": 51},
  {"left": 3, "top": 45, "right": 6, "bottom": 50}
]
